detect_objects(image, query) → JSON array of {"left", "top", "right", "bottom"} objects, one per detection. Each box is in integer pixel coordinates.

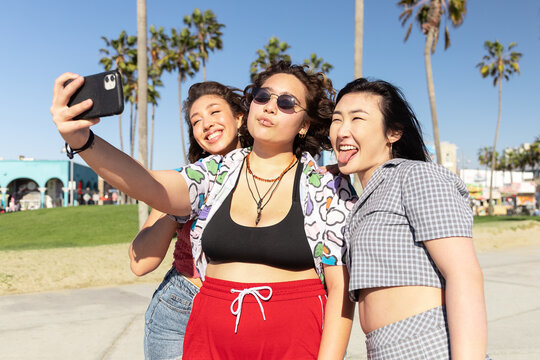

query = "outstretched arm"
[
  {"left": 318, "top": 264, "right": 355, "bottom": 359},
  {"left": 425, "top": 237, "right": 488, "bottom": 359},
  {"left": 50, "top": 72, "right": 191, "bottom": 216},
  {"left": 129, "top": 208, "right": 178, "bottom": 276}
]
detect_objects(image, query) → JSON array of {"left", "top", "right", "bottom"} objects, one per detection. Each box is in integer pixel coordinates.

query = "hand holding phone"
[{"left": 64, "top": 70, "right": 124, "bottom": 120}]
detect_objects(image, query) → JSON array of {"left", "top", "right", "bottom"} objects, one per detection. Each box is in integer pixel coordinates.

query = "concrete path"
[{"left": 1, "top": 245, "right": 539, "bottom": 359}]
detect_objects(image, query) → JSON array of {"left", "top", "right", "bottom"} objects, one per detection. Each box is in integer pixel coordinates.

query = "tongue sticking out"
[{"left": 338, "top": 149, "right": 358, "bottom": 164}]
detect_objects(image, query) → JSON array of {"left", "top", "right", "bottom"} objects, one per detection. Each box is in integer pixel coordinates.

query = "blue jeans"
[{"left": 144, "top": 267, "right": 200, "bottom": 360}]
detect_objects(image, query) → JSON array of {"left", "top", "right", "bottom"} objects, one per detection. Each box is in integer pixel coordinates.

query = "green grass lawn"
[
  {"left": 1, "top": 206, "right": 538, "bottom": 251},
  {"left": 473, "top": 215, "right": 540, "bottom": 224},
  {"left": 0, "top": 205, "right": 139, "bottom": 250}
]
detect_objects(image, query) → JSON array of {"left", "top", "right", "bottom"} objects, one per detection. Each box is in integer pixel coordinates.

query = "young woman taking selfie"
[{"left": 50, "top": 62, "right": 356, "bottom": 359}]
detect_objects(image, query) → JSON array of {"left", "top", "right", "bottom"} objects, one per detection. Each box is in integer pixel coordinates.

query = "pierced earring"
[
  {"left": 299, "top": 130, "right": 307, "bottom": 139},
  {"left": 389, "top": 142, "right": 393, "bottom": 158}
]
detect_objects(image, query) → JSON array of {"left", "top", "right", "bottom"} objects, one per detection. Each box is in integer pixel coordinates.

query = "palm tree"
[
  {"left": 303, "top": 53, "right": 333, "bottom": 74},
  {"left": 501, "top": 148, "right": 517, "bottom": 184},
  {"left": 531, "top": 136, "right": 540, "bottom": 171},
  {"left": 355, "top": 0, "right": 364, "bottom": 78},
  {"left": 148, "top": 25, "right": 167, "bottom": 170},
  {"left": 124, "top": 52, "right": 139, "bottom": 158},
  {"left": 148, "top": 82, "right": 162, "bottom": 170},
  {"left": 398, "top": 0, "right": 467, "bottom": 165},
  {"left": 477, "top": 40, "right": 522, "bottom": 215},
  {"left": 250, "top": 37, "right": 291, "bottom": 81},
  {"left": 352, "top": 0, "right": 365, "bottom": 193},
  {"left": 99, "top": 31, "right": 137, "bottom": 152},
  {"left": 136, "top": 0, "right": 149, "bottom": 227},
  {"left": 477, "top": 146, "right": 496, "bottom": 169},
  {"left": 184, "top": 8, "right": 224, "bottom": 81},
  {"left": 165, "top": 26, "right": 200, "bottom": 164}
]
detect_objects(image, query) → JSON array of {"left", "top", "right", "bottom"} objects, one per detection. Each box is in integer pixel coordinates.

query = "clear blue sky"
[{"left": 1, "top": 0, "right": 538, "bottom": 170}]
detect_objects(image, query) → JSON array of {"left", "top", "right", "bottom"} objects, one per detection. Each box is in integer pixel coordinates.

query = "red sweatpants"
[{"left": 182, "top": 276, "right": 327, "bottom": 360}]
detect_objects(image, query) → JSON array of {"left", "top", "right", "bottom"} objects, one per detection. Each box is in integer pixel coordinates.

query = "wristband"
[{"left": 65, "top": 130, "right": 95, "bottom": 159}]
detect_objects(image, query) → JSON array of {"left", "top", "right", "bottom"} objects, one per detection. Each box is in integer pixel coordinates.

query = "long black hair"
[{"left": 336, "top": 78, "right": 429, "bottom": 162}]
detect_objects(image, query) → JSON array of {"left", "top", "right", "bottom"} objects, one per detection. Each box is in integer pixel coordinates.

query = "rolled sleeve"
[
  {"left": 173, "top": 155, "right": 222, "bottom": 222},
  {"left": 403, "top": 163, "right": 473, "bottom": 242},
  {"left": 322, "top": 173, "right": 358, "bottom": 266}
]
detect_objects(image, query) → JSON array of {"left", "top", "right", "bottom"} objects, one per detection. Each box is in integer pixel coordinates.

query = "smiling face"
[
  {"left": 189, "top": 94, "right": 243, "bottom": 156},
  {"left": 330, "top": 92, "right": 401, "bottom": 186},
  {"left": 247, "top": 73, "right": 309, "bottom": 152}
]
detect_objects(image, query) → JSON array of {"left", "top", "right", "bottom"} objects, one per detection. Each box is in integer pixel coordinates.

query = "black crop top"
[{"left": 201, "top": 162, "right": 314, "bottom": 271}]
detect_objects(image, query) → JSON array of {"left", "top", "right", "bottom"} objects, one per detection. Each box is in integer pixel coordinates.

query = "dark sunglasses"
[{"left": 252, "top": 88, "right": 306, "bottom": 112}]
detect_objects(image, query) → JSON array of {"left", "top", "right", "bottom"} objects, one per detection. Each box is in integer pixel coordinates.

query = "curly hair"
[
  {"left": 240, "top": 61, "right": 335, "bottom": 158},
  {"left": 183, "top": 81, "right": 251, "bottom": 162}
]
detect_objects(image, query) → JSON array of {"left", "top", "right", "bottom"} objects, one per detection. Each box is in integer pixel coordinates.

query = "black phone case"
[{"left": 66, "top": 70, "right": 124, "bottom": 120}]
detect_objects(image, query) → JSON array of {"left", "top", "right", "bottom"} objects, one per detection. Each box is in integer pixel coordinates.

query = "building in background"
[
  {"left": 460, "top": 168, "right": 537, "bottom": 215},
  {"left": 0, "top": 159, "right": 110, "bottom": 210},
  {"left": 440, "top": 142, "right": 458, "bottom": 174}
]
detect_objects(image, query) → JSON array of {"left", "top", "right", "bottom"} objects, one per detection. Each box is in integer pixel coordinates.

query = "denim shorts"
[{"left": 144, "top": 267, "right": 200, "bottom": 360}]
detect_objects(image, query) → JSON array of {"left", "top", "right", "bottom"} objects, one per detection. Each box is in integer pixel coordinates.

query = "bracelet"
[{"left": 65, "top": 130, "right": 95, "bottom": 159}]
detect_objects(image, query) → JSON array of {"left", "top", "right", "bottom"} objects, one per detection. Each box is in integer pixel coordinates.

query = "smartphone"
[{"left": 65, "top": 70, "right": 124, "bottom": 120}]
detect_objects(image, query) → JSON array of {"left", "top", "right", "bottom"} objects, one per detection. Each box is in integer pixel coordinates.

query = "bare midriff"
[
  {"left": 206, "top": 262, "right": 319, "bottom": 283},
  {"left": 357, "top": 285, "right": 444, "bottom": 334}
]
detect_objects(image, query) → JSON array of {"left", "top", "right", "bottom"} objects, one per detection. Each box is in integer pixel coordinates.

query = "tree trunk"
[
  {"left": 150, "top": 104, "right": 155, "bottom": 170},
  {"left": 201, "top": 43, "right": 207, "bottom": 82},
  {"left": 118, "top": 114, "right": 124, "bottom": 152},
  {"left": 129, "top": 102, "right": 134, "bottom": 157},
  {"left": 488, "top": 78, "right": 502, "bottom": 216},
  {"left": 178, "top": 74, "right": 188, "bottom": 164},
  {"left": 131, "top": 106, "right": 138, "bottom": 159},
  {"left": 424, "top": 27, "right": 442, "bottom": 165},
  {"left": 352, "top": 0, "right": 364, "bottom": 194},
  {"left": 137, "top": 0, "right": 149, "bottom": 228},
  {"left": 354, "top": 0, "right": 363, "bottom": 79}
]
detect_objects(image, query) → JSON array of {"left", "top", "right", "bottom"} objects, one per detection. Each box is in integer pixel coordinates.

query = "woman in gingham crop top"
[{"left": 330, "top": 78, "right": 490, "bottom": 359}]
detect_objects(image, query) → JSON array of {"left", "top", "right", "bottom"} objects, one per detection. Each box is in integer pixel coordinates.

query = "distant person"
[
  {"left": 330, "top": 78, "right": 490, "bottom": 359},
  {"left": 9, "top": 196, "right": 15, "bottom": 212},
  {"left": 129, "top": 81, "right": 250, "bottom": 359},
  {"left": 92, "top": 192, "right": 99, "bottom": 205},
  {"left": 82, "top": 192, "right": 91, "bottom": 205}
]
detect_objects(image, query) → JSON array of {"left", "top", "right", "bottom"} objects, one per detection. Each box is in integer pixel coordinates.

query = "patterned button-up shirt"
[
  {"left": 174, "top": 148, "right": 357, "bottom": 285},
  {"left": 346, "top": 158, "right": 473, "bottom": 301}
]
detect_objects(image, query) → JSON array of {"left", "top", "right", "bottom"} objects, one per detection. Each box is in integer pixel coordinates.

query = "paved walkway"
[{"left": 1, "top": 245, "right": 539, "bottom": 359}]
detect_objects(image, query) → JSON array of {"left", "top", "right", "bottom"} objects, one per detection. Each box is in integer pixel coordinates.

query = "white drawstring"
[{"left": 230, "top": 286, "right": 273, "bottom": 333}]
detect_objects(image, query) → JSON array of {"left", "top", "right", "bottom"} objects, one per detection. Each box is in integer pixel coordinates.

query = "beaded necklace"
[
  {"left": 244, "top": 152, "right": 298, "bottom": 225},
  {"left": 246, "top": 151, "right": 297, "bottom": 182}
]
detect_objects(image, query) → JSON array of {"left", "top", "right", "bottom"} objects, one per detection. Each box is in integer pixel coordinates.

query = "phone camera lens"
[{"left": 105, "top": 76, "right": 109, "bottom": 82}]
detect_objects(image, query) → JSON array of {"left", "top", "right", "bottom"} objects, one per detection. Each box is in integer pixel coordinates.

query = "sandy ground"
[{"left": 1, "top": 220, "right": 539, "bottom": 296}]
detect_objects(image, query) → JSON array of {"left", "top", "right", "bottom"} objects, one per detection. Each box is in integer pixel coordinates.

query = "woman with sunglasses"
[
  {"left": 330, "top": 78, "right": 489, "bottom": 359},
  {"left": 50, "top": 61, "right": 356, "bottom": 359},
  {"left": 128, "top": 81, "right": 250, "bottom": 360}
]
